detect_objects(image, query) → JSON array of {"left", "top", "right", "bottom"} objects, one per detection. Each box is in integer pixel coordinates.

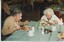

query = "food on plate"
[
  {"left": 58, "top": 33, "right": 64, "bottom": 39},
  {"left": 21, "top": 26, "right": 30, "bottom": 31}
]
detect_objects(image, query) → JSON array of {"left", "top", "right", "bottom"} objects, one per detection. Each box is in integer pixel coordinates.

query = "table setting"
[{"left": 4, "top": 21, "right": 64, "bottom": 41}]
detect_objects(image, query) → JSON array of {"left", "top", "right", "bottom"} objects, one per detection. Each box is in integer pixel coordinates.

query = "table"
[{"left": 4, "top": 21, "right": 64, "bottom": 41}]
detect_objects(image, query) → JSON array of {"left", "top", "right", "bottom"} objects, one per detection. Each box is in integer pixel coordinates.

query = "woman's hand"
[
  {"left": 15, "top": 25, "right": 20, "bottom": 30},
  {"left": 15, "top": 22, "right": 21, "bottom": 30},
  {"left": 24, "top": 20, "right": 29, "bottom": 25},
  {"left": 53, "top": 20, "right": 58, "bottom": 24}
]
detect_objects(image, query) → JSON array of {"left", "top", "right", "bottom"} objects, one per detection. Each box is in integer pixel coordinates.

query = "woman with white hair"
[{"left": 40, "top": 8, "right": 63, "bottom": 26}]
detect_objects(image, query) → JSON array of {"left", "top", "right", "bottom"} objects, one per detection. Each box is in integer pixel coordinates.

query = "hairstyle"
[
  {"left": 11, "top": 9, "right": 22, "bottom": 16},
  {"left": 43, "top": 8, "right": 54, "bottom": 15}
]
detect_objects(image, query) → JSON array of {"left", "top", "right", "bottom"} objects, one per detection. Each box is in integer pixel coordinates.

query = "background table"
[{"left": 4, "top": 21, "right": 64, "bottom": 41}]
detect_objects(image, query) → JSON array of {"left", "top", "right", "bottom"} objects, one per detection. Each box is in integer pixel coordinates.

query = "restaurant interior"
[
  {"left": 2, "top": 0, "right": 64, "bottom": 21},
  {"left": 1, "top": 0, "right": 64, "bottom": 41}
]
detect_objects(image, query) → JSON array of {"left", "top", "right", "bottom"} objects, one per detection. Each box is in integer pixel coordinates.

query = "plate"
[
  {"left": 21, "top": 26, "right": 30, "bottom": 31},
  {"left": 58, "top": 33, "right": 64, "bottom": 39}
]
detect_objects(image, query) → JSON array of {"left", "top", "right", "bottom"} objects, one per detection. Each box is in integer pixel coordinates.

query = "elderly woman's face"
[
  {"left": 15, "top": 13, "right": 22, "bottom": 22},
  {"left": 46, "top": 12, "right": 52, "bottom": 20}
]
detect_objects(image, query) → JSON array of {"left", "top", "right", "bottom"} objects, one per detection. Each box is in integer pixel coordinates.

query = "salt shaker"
[
  {"left": 41, "top": 27, "right": 44, "bottom": 34},
  {"left": 52, "top": 26, "right": 57, "bottom": 31},
  {"left": 32, "top": 26, "right": 35, "bottom": 32}
]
